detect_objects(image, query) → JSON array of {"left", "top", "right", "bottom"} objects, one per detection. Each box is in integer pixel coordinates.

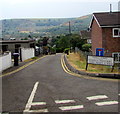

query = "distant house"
[
  {"left": 0, "top": 40, "right": 35, "bottom": 54},
  {"left": 80, "top": 30, "right": 91, "bottom": 44},
  {"left": 89, "top": 12, "right": 120, "bottom": 56}
]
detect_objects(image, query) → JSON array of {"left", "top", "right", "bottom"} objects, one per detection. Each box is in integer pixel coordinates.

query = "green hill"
[{"left": 1, "top": 14, "right": 92, "bottom": 38}]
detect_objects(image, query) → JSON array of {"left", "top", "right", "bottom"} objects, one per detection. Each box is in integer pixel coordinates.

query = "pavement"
[
  {"left": 1, "top": 53, "right": 120, "bottom": 113},
  {"left": 1, "top": 55, "right": 45, "bottom": 77},
  {"left": 2, "top": 59, "right": 34, "bottom": 75}
]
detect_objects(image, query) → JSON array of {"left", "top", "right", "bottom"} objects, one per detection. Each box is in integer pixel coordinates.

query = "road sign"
[
  {"left": 96, "top": 48, "right": 104, "bottom": 56},
  {"left": 87, "top": 56, "right": 114, "bottom": 66},
  {"left": 86, "top": 55, "right": 114, "bottom": 72}
]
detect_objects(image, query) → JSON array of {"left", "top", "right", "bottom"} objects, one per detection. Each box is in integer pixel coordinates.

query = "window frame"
[{"left": 113, "top": 28, "right": 120, "bottom": 37}]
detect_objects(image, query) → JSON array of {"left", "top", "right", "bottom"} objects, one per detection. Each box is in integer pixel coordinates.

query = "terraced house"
[{"left": 89, "top": 12, "right": 120, "bottom": 56}]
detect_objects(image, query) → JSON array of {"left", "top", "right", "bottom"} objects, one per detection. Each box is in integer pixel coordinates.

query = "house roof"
[
  {"left": 80, "top": 30, "right": 91, "bottom": 39},
  {"left": 90, "top": 12, "right": 120, "bottom": 28},
  {"left": 0, "top": 40, "right": 35, "bottom": 44}
]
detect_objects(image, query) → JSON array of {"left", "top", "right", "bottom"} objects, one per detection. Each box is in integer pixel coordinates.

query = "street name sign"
[
  {"left": 88, "top": 56, "right": 114, "bottom": 66},
  {"left": 86, "top": 56, "right": 114, "bottom": 72}
]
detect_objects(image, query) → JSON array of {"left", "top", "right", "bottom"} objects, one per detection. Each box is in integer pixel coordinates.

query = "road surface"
[{"left": 2, "top": 53, "right": 119, "bottom": 113}]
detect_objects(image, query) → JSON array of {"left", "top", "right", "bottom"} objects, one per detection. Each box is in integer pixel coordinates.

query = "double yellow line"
[
  {"left": 61, "top": 55, "right": 119, "bottom": 82},
  {"left": 0, "top": 56, "right": 46, "bottom": 77}
]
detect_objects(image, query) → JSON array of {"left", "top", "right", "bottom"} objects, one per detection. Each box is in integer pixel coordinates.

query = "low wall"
[
  {"left": 0, "top": 52, "right": 12, "bottom": 72},
  {"left": 21, "top": 48, "right": 35, "bottom": 61}
]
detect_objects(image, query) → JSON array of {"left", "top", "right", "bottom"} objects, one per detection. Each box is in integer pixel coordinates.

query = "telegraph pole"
[
  {"left": 69, "top": 21, "right": 71, "bottom": 35},
  {"left": 69, "top": 21, "right": 72, "bottom": 53}
]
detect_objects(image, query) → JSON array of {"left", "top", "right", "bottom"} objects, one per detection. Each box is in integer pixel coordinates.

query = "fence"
[
  {"left": 0, "top": 52, "right": 12, "bottom": 72},
  {"left": 20, "top": 48, "right": 35, "bottom": 61},
  {"left": 75, "top": 47, "right": 92, "bottom": 59},
  {"left": 74, "top": 48, "right": 120, "bottom": 71}
]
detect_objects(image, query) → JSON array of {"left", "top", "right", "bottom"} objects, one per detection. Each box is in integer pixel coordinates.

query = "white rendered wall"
[
  {"left": 21, "top": 48, "right": 35, "bottom": 61},
  {"left": 0, "top": 52, "right": 12, "bottom": 72}
]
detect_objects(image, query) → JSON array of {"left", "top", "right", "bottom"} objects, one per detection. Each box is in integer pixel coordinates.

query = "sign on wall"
[
  {"left": 86, "top": 56, "right": 114, "bottom": 72},
  {"left": 96, "top": 48, "right": 104, "bottom": 56}
]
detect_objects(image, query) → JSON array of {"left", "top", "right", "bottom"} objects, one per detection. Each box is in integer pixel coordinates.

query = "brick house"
[{"left": 89, "top": 12, "right": 120, "bottom": 56}]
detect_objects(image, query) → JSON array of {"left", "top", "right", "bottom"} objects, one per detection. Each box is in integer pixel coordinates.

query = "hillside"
[{"left": 1, "top": 14, "right": 92, "bottom": 38}]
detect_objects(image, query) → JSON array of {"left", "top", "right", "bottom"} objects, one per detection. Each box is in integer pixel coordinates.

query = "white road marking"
[
  {"left": 95, "top": 101, "right": 118, "bottom": 106},
  {"left": 31, "top": 102, "right": 46, "bottom": 106},
  {"left": 118, "top": 94, "right": 120, "bottom": 96},
  {"left": 55, "top": 100, "right": 75, "bottom": 104},
  {"left": 59, "top": 105, "right": 84, "bottom": 111},
  {"left": 23, "top": 82, "right": 39, "bottom": 112},
  {"left": 26, "top": 109, "right": 48, "bottom": 113},
  {"left": 87, "top": 95, "right": 108, "bottom": 101}
]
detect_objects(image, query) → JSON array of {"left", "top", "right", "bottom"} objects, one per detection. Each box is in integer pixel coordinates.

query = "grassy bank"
[{"left": 67, "top": 52, "right": 119, "bottom": 74}]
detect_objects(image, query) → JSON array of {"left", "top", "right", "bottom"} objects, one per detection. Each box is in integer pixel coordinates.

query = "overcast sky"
[{"left": 0, "top": 0, "right": 119, "bottom": 20}]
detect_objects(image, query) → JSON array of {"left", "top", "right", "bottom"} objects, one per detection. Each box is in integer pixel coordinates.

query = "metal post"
[{"left": 86, "top": 55, "right": 88, "bottom": 70}]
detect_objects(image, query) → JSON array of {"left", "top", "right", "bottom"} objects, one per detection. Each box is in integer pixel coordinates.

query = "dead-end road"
[{"left": 1, "top": 53, "right": 119, "bottom": 113}]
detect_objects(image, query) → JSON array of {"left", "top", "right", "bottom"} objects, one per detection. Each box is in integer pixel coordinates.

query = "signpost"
[
  {"left": 96, "top": 48, "right": 104, "bottom": 56},
  {"left": 86, "top": 56, "right": 114, "bottom": 72},
  {"left": 112, "top": 53, "right": 120, "bottom": 64},
  {"left": 112, "top": 53, "right": 120, "bottom": 71}
]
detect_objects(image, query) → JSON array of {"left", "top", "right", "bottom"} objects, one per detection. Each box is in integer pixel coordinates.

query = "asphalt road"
[{"left": 2, "top": 53, "right": 119, "bottom": 113}]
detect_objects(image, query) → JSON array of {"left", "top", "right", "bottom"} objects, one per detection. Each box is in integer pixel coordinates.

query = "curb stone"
[{"left": 64, "top": 54, "right": 120, "bottom": 79}]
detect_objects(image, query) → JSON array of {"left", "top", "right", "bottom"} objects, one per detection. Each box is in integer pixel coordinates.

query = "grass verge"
[{"left": 67, "top": 52, "right": 119, "bottom": 74}]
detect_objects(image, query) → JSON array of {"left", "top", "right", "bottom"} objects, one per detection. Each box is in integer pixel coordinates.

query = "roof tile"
[{"left": 93, "top": 12, "right": 120, "bottom": 27}]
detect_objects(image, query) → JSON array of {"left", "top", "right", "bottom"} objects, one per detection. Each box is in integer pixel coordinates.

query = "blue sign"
[{"left": 96, "top": 48, "right": 104, "bottom": 56}]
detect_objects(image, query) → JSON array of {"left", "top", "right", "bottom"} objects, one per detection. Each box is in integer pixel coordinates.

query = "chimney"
[
  {"left": 118, "top": 1, "right": 120, "bottom": 11},
  {"left": 110, "top": 4, "right": 112, "bottom": 13}
]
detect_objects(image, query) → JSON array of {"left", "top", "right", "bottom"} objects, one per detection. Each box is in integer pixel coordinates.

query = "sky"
[{"left": 0, "top": 0, "right": 119, "bottom": 20}]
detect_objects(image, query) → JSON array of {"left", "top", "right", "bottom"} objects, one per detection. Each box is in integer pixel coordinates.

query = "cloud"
[{"left": 1, "top": 0, "right": 119, "bottom": 5}]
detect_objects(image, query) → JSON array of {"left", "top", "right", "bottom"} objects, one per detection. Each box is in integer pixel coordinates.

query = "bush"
[
  {"left": 64, "top": 48, "right": 70, "bottom": 55},
  {"left": 56, "top": 48, "right": 64, "bottom": 53},
  {"left": 50, "top": 47, "right": 56, "bottom": 54},
  {"left": 82, "top": 44, "right": 92, "bottom": 52}
]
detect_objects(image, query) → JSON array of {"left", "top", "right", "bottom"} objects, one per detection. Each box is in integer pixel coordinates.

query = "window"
[
  {"left": 113, "top": 28, "right": 120, "bottom": 37},
  {"left": 15, "top": 44, "right": 21, "bottom": 49},
  {"left": 2, "top": 45, "right": 8, "bottom": 52}
]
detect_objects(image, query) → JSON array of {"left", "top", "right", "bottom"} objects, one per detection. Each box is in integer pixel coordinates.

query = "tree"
[
  {"left": 56, "top": 35, "right": 70, "bottom": 51},
  {"left": 28, "top": 35, "right": 32, "bottom": 39},
  {"left": 70, "top": 34, "right": 86, "bottom": 50},
  {"left": 82, "top": 43, "right": 92, "bottom": 52},
  {"left": 43, "top": 37, "right": 49, "bottom": 46},
  {"left": 50, "top": 34, "right": 86, "bottom": 53}
]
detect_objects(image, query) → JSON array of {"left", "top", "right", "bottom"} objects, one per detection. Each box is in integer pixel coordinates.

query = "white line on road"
[
  {"left": 23, "top": 82, "right": 39, "bottom": 113},
  {"left": 27, "top": 109, "right": 48, "bottom": 113},
  {"left": 55, "top": 100, "right": 75, "bottom": 104},
  {"left": 31, "top": 102, "right": 46, "bottom": 106},
  {"left": 118, "top": 94, "right": 120, "bottom": 96},
  {"left": 86, "top": 95, "right": 108, "bottom": 101},
  {"left": 95, "top": 101, "right": 118, "bottom": 106},
  {"left": 59, "top": 105, "right": 84, "bottom": 111}
]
